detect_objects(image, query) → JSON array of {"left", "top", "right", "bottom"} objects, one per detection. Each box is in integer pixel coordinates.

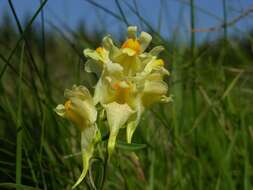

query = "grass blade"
[{"left": 15, "top": 43, "right": 25, "bottom": 189}]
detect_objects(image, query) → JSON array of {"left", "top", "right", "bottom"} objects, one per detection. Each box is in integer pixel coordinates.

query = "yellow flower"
[
  {"left": 55, "top": 26, "right": 172, "bottom": 189},
  {"left": 83, "top": 26, "right": 171, "bottom": 154},
  {"left": 83, "top": 46, "right": 109, "bottom": 76},
  {"left": 55, "top": 85, "right": 97, "bottom": 130},
  {"left": 55, "top": 85, "right": 100, "bottom": 189}
]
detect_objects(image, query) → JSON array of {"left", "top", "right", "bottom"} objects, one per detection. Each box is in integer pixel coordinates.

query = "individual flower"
[
  {"left": 126, "top": 59, "right": 171, "bottom": 143},
  {"left": 83, "top": 46, "right": 110, "bottom": 76},
  {"left": 55, "top": 85, "right": 100, "bottom": 189}
]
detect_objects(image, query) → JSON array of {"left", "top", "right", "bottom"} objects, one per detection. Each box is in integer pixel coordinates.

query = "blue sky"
[{"left": 0, "top": 0, "right": 253, "bottom": 42}]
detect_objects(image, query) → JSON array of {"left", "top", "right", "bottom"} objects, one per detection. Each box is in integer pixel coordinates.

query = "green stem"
[{"left": 101, "top": 150, "right": 109, "bottom": 190}]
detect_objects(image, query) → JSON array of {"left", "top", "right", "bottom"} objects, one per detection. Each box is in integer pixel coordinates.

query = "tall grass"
[{"left": 0, "top": 0, "right": 253, "bottom": 189}]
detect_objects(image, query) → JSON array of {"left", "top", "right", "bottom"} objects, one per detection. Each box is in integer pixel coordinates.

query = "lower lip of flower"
[
  {"left": 96, "top": 47, "right": 105, "bottom": 54},
  {"left": 65, "top": 100, "right": 72, "bottom": 110},
  {"left": 121, "top": 38, "right": 141, "bottom": 54}
]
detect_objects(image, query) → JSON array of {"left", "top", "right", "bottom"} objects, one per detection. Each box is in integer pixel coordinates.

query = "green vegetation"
[{"left": 0, "top": 1, "right": 253, "bottom": 189}]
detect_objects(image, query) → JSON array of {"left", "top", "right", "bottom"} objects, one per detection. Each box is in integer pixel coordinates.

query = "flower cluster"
[{"left": 55, "top": 26, "right": 171, "bottom": 189}]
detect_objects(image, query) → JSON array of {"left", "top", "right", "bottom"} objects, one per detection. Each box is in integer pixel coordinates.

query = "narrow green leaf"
[{"left": 116, "top": 141, "right": 147, "bottom": 151}]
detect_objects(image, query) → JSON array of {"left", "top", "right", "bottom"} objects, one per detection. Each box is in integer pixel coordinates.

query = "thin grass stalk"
[
  {"left": 2, "top": 1, "right": 49, "bottom": 121},
  {"left": 0, "top": 0, "right": 48, "bottom": 80},
  {"left": 115, "top": 0, "right": 129, "bottom": 26},
  {"left": 190, "top": 1, "right": 198, "bottom": 118},
  {"left": 7, "top": 0, "right": 44, "bottom": 87},
  {"left": 23, "top": 147, "right": 39, "bottom": 187},
  {"left": 171, "top": 50, "right": 184, "bottom": 189},
  {"left": 40, "top": 0, "right": 46, "bottom": 78},
  {"left": 222, "top": 0, "right": 228, "bottom": 42},
  {"left": 39, "top": 105, "right": 46, "bottom": 181},
  {"left": 16, "top": 43, "right": 25, "bottom": 189},
  {"left": 190, "top": 0, "right": 198, "bottom": 140},
  {"left": 190, "top": 0, "right": 201, "bottom": 188},
  {"left": 190, "top": 0, "right": 196, "bottom": 54},
  {"left": 7, "top": 15, "right": 42, "bottom": 122},
  {"left": 190, "top": 0, "right": 196, "bottom": 117},
  {"left": 84, "top": 0, "right": 123, "bottom": 22},
  {"left": 40, "top": 0, "right": 52, "bottom": 102},
  {"left": 222, "top": 0, "right": 228, "bottom": 91},
  {"left": 242, "top": 112, "right": 250, "bottom": 190},
  {"left": 46, "top": 21, "right": 83, "bottom": 58}
]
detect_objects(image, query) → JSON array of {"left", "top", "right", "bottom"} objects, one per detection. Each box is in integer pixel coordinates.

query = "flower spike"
[{"left": 55, "top": 26, "right": 171, "bottom": 189}]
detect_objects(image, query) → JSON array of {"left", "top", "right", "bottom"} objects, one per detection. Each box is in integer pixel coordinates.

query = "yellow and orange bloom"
[
  {"left": 55, "top": 26, "right": 171, "bottom": 188},
  {"left": 55, "top": 85, "right": 100, "bottom": 189},
  {"left": 83, "top": 26, "right": 171, "bottom": 154}
]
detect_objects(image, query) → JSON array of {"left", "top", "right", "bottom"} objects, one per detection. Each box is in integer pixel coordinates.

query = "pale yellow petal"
[
  {"left": 84, "top": 49, "right": 100, "bottom": 61},
  {"left": 142, "top": 81, "right": 168, "bottom": 107},
  {"left": 104, "top": 102, "right": 135, "bottom": 156},
  {"left": 122, "top": 48, "right": 137, "bottom": 56},
  {"left": 149, "top": 46, "right": 164, "bottom": 56},
  {"left": 64, "top": 85, "right": 92, "bottom": 103},
  {"left": 127, "top": 26, "right": 137, "bottom": 39},
  {"left": 93, "top": 79, "right": 115, "bottom": 105},
  {"left": 85, "top": 59, "right": 103, "bottom": 76},
  {"left": 102, "top": 35, "right": 120, "bottom": 59},
  {"left": 126, "top": 96, "right": 144, "bottom": 143},
  {"left": 105, "top": 61, "right": 123, "bottom": 77},
  {"left": 144, "top": 59, "right": 167, "bottom": 74},
  {"left": 55, "top": 104, "right": 66, "bottom": 117},
  {"left": 139, "top": 31, "right": 152, "bottom": 52},
  {"left": 71, "top": 98, "right": 97, "bottom": 124}
]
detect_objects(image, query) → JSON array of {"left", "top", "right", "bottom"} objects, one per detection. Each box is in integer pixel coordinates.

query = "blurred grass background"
[{"left": 0, "top": 0, "right": 253, "bottom": 189}]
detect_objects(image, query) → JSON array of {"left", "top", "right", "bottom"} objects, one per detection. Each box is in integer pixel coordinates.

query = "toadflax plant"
[{"left": 55, "top": 26, "right": 171, "bottom": 189}]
